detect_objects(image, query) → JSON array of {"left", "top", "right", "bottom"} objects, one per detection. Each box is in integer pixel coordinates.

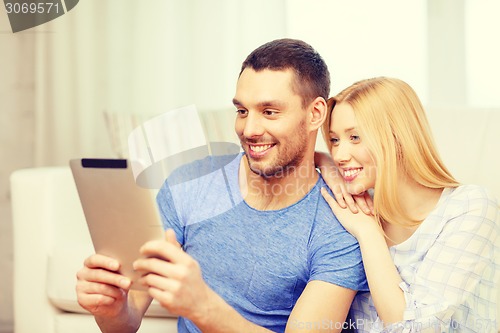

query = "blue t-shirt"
[{"left": 156, "top": 153, "right": 368, "bottom": 333}]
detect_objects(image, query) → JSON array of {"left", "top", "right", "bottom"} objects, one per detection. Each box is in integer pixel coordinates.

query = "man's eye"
[
  {"left": 236, "top": 109, "right": 247, "bottom": 116},
  {"left": 263, "top": 110, "right": 277, "bottom": 116}
]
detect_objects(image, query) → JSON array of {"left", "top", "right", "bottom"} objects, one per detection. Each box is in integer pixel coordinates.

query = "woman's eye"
[
  {"left": 350, "top": 135, "right": 360, "bottom": 142},
  {"left": 329, "top": 137, "right": 339, "bottom": 146}
]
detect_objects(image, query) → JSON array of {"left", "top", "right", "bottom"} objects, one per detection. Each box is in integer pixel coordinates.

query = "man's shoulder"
[
  {"left": 308, "top": 176, "right": 361, "bottom": 241},
  {"left": 313, "top": 176, "right": 338, "bottom": 220},
  {"left": 166, "top": 153, "right": 241, "bottom": 187},
  {"left": 305, "top": 177, "right": 368, "bottom": 291},
  {"left": 157, "top": 153, "right": 243, "bottom": 227}
]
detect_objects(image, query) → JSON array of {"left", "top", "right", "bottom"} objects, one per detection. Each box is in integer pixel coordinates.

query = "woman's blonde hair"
[{"left": 322, "top": 77, "right": 459, "bottom": 226}]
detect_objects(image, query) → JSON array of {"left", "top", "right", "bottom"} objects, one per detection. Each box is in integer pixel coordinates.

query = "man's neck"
[{"left": 238, "top": 155, "right": 319, "bottom": 211}]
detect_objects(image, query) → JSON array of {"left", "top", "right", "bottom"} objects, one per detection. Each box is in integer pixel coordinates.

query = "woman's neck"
[
  {"left": 399, "top": 179, "right": 443, "bottom": 222},
  {"left": 383, "top": 178, "right": 444, "bottom": 246}
]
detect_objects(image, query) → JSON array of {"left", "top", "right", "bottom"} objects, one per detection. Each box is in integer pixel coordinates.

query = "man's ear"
[{"left": 308, "top": 97, "right": 328, "bottom": 131}]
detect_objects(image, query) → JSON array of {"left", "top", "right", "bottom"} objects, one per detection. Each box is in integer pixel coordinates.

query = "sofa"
[{"left": 10, "top": 109, "right": 500, "bottom": 333}]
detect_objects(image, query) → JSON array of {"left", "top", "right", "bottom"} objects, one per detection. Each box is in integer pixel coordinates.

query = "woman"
[{"left": 320, "top": 77, "right": 499, "bottom": 332}]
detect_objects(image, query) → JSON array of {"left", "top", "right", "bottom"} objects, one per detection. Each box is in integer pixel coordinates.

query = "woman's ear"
[{"left": 308, "top": 96, "right": 328, "bottom": 131}]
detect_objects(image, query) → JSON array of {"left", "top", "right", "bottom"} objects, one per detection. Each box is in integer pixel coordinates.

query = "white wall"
[
  {"left": 465, "top": 0, "right": 500, "bottom": 107},
  {"left": 286, "top": 0, "right": 428, "bottom": 101}
]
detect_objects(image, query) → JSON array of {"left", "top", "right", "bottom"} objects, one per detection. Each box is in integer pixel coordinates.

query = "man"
[{"left": 76, "top": 38, "right": 368, "bottom": 333}]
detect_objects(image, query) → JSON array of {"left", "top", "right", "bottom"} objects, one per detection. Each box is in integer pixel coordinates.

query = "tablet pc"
[{"left": 70, "top": 158, "right": 164, "bottom": 290}]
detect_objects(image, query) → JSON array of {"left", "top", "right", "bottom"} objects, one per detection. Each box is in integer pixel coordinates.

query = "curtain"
[{"left": 33, "top": 0, "right": 286, "bottom": 166}]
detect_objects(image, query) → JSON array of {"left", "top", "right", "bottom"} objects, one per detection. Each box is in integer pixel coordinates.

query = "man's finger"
[
  {"left": 134, "top": 257, "right": 183, "bottom": 280},
  {"left": 139, "top": 239, "right": 190, "bottom": 265},
  {"left": 84, "top": 254, "right": 120, "bottom": 272},
  {"left": 165, "top": 229, "right": 181, "bottom": 248},
  {"left": 78, "top": 292, "right": 116, "bottom": 308}
]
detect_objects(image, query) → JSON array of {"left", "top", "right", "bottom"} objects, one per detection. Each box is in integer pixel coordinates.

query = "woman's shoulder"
[
  {"left": 451, "top": 183, "right": 494, "bottom": 195},
  {"left": 447, "top": 184, "right": 498, "bottom": 206},
  {"left": 438, "top": 184, "right": 499, "bottom": 232}
]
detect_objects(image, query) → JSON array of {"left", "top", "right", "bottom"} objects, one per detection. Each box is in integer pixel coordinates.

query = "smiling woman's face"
[{"left": 328, "top": 103, "right": 376, "bottom": 195}]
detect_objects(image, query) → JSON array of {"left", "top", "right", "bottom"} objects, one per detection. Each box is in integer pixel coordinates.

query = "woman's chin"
[{"left": 347, "top": 183, "right": 369, "bottom": 196}]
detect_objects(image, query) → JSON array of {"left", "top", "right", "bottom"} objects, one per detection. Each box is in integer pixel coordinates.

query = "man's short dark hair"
[{"left": 240, "top": 38, "right": 330, "bottom": 108}]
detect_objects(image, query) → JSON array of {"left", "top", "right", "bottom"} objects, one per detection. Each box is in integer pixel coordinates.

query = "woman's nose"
[{"left": 332, "top": 142, "right": 351, "bottom": 164}]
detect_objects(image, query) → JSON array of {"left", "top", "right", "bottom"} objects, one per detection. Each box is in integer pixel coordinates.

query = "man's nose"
[{"left": 242, "top": 112, "right": 265, "bottom": 138}]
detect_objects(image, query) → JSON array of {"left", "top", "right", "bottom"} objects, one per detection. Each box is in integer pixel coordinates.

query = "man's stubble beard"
[{"left": 245, "top": 119, "right": 309, "bottom": 179}]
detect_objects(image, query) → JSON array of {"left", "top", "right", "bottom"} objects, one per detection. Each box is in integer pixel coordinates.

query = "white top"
[{"left": 349, "top": 185, "right": 499, "bottom": 333}]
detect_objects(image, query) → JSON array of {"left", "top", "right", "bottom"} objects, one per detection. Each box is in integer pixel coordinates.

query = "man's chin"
[
  {"left": 249, "top": 165, "right": 273, "bottom": 178},
  {"left": 248, "top": 162, "right": 283, "bottom": 178}
]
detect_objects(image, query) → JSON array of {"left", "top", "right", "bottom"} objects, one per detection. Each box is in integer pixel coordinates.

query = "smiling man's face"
[{"left": 233, "top": 68, "right": 310, "bottom": 178}]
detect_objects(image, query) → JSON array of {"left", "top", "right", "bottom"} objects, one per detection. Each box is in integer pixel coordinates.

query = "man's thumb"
[{"left": 165, "top": 229, "right": 181, "bottom": 248}]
